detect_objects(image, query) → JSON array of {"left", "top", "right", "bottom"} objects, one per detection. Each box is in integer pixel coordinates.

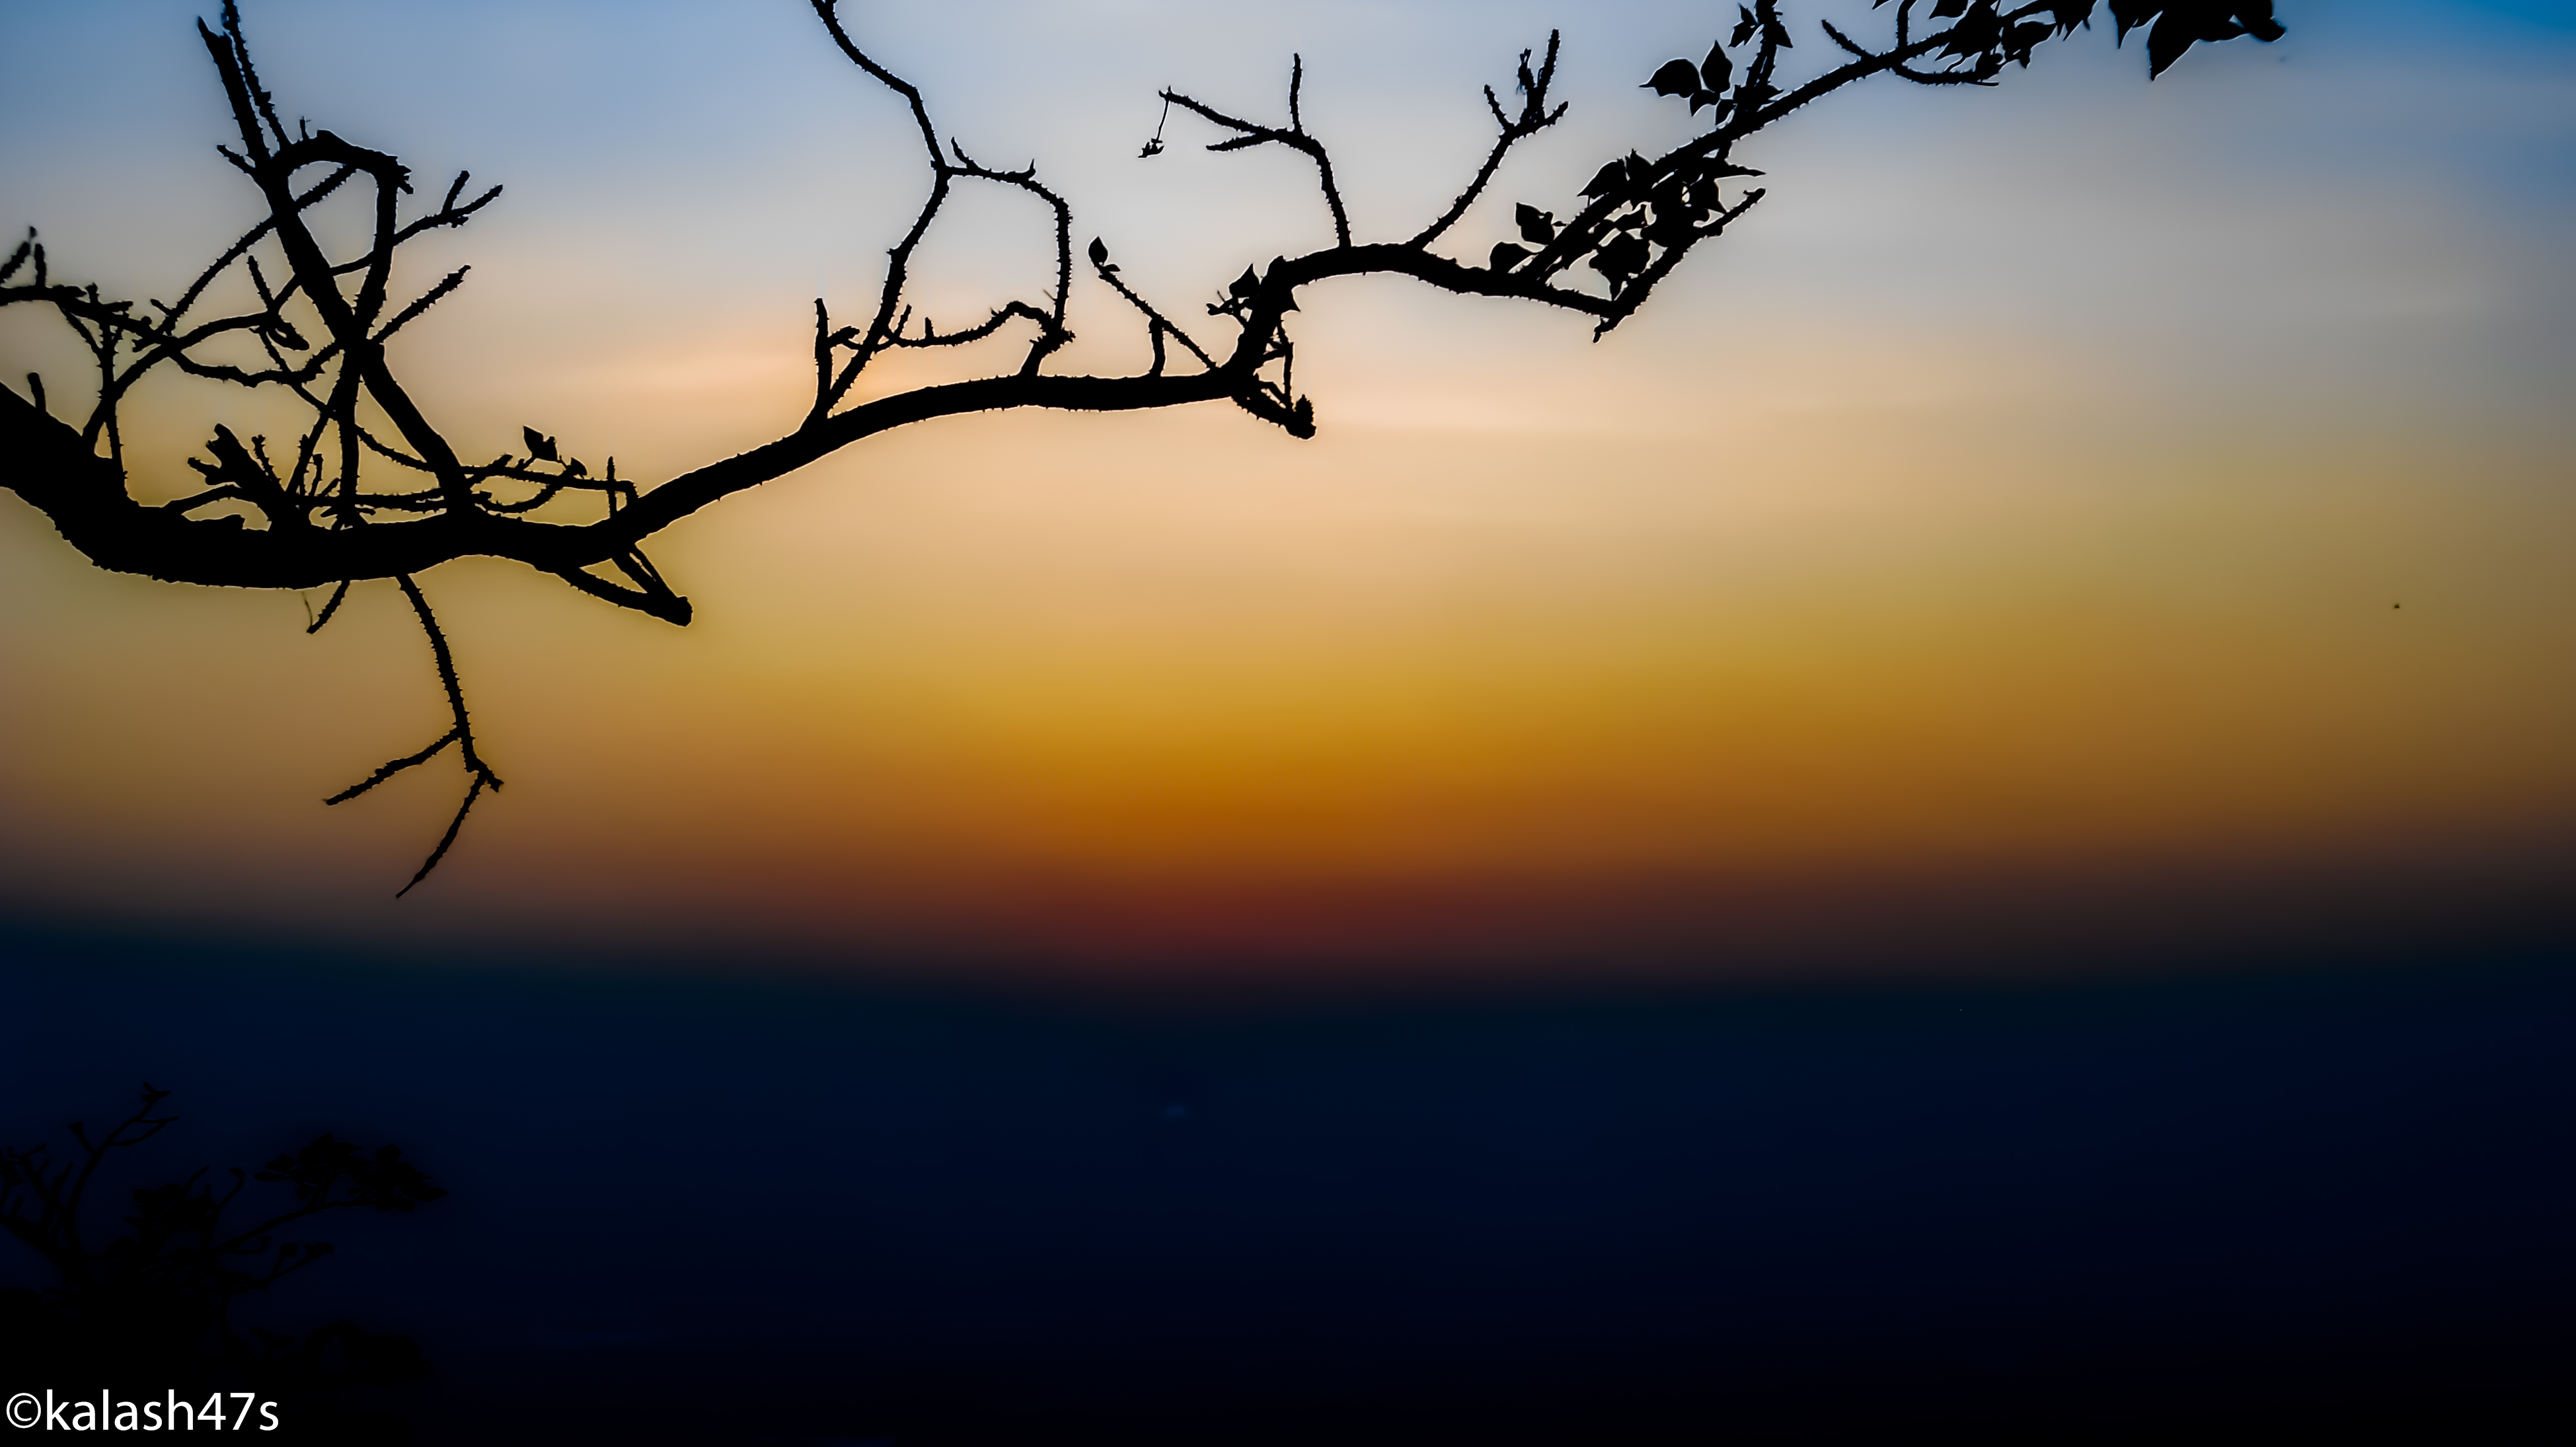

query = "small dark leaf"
[
  {"left": 1579, "top": 160, "right": 1628, "bottom": 200},
  {"left": 2145, "top": 13, "right": 2199, "bottom": 76},
  {"left": 521, "top": 427, "right": 557, "bottom": 463},
  {"left": 1645, "top": 59, "right": 1701, "bottom": 97},
  {"left": 2124, "top": 3, "right": 2283, "bottom": 76},
  {"left": 1087, "top": 237, "right": 1110, "bottom": 268},
  {"left": 1731, "top": 7, "right": 1759, "bottom": 48},
  {"left": 1489, "top": 242, "right": 1530, "bottom": 273},
  {"left": 1591, "top": 232, "right": 1649, "bottom": 283},
  {"left": 1513, "top": 204, "right": 1556, "bottom": 245},
  {"left": 1699, "top": 41, "right": 1733, "bottom": 93},
  {"left": 1139, "top": 137, "right": 1165, "bottom": 159},
  {"left": 564, "top": 459, "right": 587, "bottom": 479},
  {"left": 1229, "top": 265, "right": 1261, "bottom": 301}
]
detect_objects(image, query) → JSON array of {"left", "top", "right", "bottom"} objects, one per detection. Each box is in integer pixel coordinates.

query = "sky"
[{"left": 4, "top": 0, "right": 2573, "bottom": 982}]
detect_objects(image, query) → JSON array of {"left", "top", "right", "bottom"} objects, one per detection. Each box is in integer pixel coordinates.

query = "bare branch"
[
  {"left": 1160, "top": 54, "right": 1353, "bottom": 249},
  {"left": 1410, "top": 32, "right": 1568, "bottom": 249}
]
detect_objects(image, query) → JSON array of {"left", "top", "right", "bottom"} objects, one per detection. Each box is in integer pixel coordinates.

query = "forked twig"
[{"left": 321, "top": 575, "right": 502, "bottom": 895}]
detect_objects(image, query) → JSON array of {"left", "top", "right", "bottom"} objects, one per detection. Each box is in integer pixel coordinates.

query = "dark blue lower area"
[{"left": 4, "top": 925, "right": 2571, "bottom": 1442}]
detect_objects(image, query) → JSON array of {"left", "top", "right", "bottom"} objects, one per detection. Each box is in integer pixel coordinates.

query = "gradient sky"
[{"left": 3, "top": 1, "right": 2572, "bottom": 980}]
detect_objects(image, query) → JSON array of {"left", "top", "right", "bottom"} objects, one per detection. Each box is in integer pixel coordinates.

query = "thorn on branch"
[{"left": 305, "top": 579, "right": 352, "bottom": 634}]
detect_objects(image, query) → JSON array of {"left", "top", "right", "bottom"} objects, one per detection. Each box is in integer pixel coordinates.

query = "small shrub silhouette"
[{"left": 1, "top": 1084, "right": 445, "bottom": 1440}]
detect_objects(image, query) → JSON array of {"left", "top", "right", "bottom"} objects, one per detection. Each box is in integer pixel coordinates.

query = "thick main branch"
[{"left": 3, "top": 242, "right": 1592, "bottom": 597}]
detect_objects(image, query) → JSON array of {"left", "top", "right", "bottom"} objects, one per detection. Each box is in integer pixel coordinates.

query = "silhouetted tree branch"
[{"left": 0, "top": 1, "right": 2287, "bottom": 889}]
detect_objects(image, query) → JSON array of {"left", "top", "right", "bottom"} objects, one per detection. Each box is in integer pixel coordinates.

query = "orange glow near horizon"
[{"left": 4, "top": 2, "right": 2573, "bottom": 980}]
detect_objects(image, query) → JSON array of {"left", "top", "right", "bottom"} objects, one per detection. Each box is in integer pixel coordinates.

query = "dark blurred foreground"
[{"left": 3, "top": 924, "right": 2569, "bottom": 1443}]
